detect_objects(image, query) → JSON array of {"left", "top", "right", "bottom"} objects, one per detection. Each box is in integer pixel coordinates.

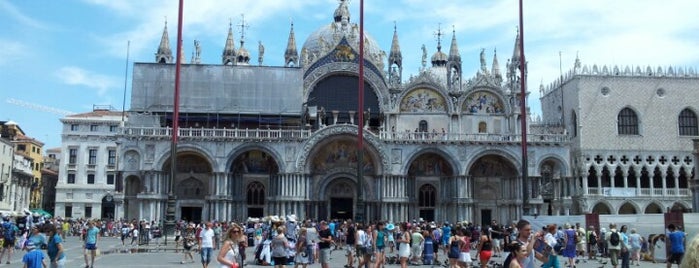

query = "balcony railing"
[
  {"left": 121, "top": 127, "right": 312, "bottom": 141},
  {"left": 586, "top": 187, "right": 690, "bottom": 197},
  {"left": 120, "top": 126, "right": 569, "bottom": 144},
  {"left": 378, "top": 131, "right": 569, "bottom": 143}
]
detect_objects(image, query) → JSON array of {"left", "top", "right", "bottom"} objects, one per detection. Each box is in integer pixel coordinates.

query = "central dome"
[{"left": 300, "top": 1, "right": 385, "bottom": 71}]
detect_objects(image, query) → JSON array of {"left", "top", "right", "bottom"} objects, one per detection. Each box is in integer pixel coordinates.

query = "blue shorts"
[{"left": 85, "top": 243, "right": 97, "bottom": 250}]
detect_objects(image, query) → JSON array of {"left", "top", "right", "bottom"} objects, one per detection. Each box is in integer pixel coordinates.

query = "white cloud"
[
  {"left": 0, "top": 39, "right": 26, "bottom": 66},
  {"left": 0, "top": 0, "right": 50, "bottom": 30},
  {"left": 54, "top": 66, "right": 120, "bottom": 96}
]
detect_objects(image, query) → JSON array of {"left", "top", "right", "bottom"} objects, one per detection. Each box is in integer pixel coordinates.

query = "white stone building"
[
  {"left": 539, "top": 57, "right": 698, "bottom": 214},
  {"left": 11, "top": 153, "right": 33, "bottom": 213},
  {"left": 55, "top": 107, "right": 123, "bottom": 220},
  {"left": 0, "top": 138, "right": 14, "bottom": 215}
]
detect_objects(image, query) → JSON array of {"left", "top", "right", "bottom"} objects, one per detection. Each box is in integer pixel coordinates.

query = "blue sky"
[{"left": 2, "top": 0, "right": 699, "bottom": 149}]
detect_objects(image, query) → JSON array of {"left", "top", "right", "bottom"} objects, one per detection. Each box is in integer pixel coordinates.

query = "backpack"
[
  {"left": 3, "top": 223, "right": 15, "bottom": 240},
  {"left": 554, "top": 236, "right": 565, "bottom": 253},
  {"left": 609, "top": 231, "right": 620, "bottom": 246},
  {"left": 588, "top": 232, "right": 597, "bottom": 245}
]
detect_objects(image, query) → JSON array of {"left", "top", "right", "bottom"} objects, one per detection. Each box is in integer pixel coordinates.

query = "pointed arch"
[
  {"left": 644, "top": 202, "right": 663, "bottom": 214},
  {"left": 618, "top": 202, "right": 638, "bottom": 214},
  {"left": 591, "top": 202, "right": 612, "bottom": 214}
]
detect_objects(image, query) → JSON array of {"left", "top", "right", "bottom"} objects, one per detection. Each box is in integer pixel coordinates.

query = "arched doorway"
[
  {"left": 645, "top": 203, "right": 663, "bottom": 214},
  {"left": 101, "top": 195, "right": 115, "bottom": 220},
  {"left": 246, "top": 181, "right": 266, "bottom": 218},
  {"left": 327, "top": 178, "right": 355, "bottom": 220},
  {"left": 418, "top": 184, "right": 436, "bottom": 222},
  {"left": 163, "top": 152, "right": 213, "bottom": 222},
  {"left": 468, "top": 154, "right": 518, "bottom": 224},
  {"left": 618, "top": 202, "right": 637, "bottom": 214},
  {"left": 407, "top": 153, "right": 453, "bottom": 221},
  {"left": 124, "top": 175, "right": 142, "bottom": 219}
]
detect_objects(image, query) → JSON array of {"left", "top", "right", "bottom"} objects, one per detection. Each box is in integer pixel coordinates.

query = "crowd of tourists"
[{"left": 4, "top": 213, "right": 699, "bottom": 268}]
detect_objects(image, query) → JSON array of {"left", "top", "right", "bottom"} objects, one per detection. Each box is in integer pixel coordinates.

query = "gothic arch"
[
  {"left": 124, "top": 175, "right": 142, "bottom": 197},
  {"left": 591, "top": 201, "right": 612, "bottom": 214},
  {"left": 402, "top": 148, "right": 459, "bottom": 176},
  {"left": 316, "top": 172, "right": 371, "bottom": 200},
  {"left": 618, "top": 201, "right": 638, "bottom": 214},
  {"left": 161, "top": 151, "right": 214, "bottom": 174},
  {"left": 644, "top": 202, "right": 664, "bottom": 214}
]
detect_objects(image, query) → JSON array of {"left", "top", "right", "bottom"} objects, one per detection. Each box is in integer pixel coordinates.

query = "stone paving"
[{"left": 1, "top": 235, "right": 678, "bottom": 268}]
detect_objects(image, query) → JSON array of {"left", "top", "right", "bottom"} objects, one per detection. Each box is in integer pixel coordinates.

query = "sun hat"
[{"left": 386, "top": 223, "right": 395, "bottom": 231}]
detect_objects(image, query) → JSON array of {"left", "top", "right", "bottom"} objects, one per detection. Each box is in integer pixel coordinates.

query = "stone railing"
[
  {"left": 586, "top": 187, "right": 690, "bottom": 197},
  {"left": 120, "top": 127, "right": 312, "bottom": 141},
  {"left": 378, "top": 131, "right": 569, "bottom": 144},
  {"left": 121, "top": 126, "right": 568, "bottom": 144}
]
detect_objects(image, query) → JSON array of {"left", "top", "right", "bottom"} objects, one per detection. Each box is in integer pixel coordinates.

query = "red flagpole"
[
  {"left": 356, "top": 0, "right": 366, "bottom": 222},
  {"left": 518, "top": 0, "right": 530, "bottom": 214}
]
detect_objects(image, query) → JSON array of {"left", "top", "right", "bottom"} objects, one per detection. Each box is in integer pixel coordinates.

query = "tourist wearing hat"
[{"left": 22, "top": 241, "right": 46, "bottom": 268}]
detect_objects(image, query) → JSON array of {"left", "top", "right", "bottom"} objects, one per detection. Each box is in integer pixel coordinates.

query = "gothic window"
[
  {"left": 587, "top": 166, "right": 598, "bottom": 187},
  {"left": 678, "top": 108, "right": 698, "bottom": 136},
  {"left": 666, "top": 167, "right": 676, "bottom": 188},
  {"left": 627, "top": 166, "right": 637, "bottom": 188},
  {"left": 601, "top": 166, "right": 611, "bottom": 187},
  {"left": 613, "top": 166, "right": 624, "bottom": 188},
  {"left": 678, "top": 167, "right": 689, "bottom": 188},
  {"left": 478, "top": 122, "right": 487, "bottom": 133},
  {"left": 617, "top": 107, "right": 639, "bottom": 135},
  {"left": 640, "top": 167, "right": 650, "bottom": 188},
  {"left": 652, "top": 167, "right": 663, "bottom": 188},
  {"left": 418, "top": 184, "right": 436, "bottom": 208},
  {"left": 246, "top": 181, "right": 265, "bottom": 206}
]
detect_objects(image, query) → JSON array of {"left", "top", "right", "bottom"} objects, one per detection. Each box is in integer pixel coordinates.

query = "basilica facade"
[{"left": 108, "top": 1, "right": 694, "bottom": 225}]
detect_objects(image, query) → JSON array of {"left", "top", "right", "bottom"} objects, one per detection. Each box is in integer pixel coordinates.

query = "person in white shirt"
[{"left": 199, "top": 222, "right": 216, "bottom": 268}]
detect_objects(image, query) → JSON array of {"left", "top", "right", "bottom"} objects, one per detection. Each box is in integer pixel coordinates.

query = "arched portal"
[
  {"left": 468, "top": 154, "right": 518, "bottom": 225},
  {"left": 407, "top": 153, "right": 453, "bottom": 221},
  {"left": 123, "top": 175, "right": 142, "bottom": 219},
  {"left": 326, "top": 177, "right": 356, "bottom": 220},
  {"left": 162, "top": 152, "right": 213, "bottom": 222},
  {"left": 231, "top": 149, "right": 280, "bottom": 219}
]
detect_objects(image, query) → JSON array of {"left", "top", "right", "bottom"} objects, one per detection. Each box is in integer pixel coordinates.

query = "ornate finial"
[
  {"left": 238, "top": 14, "right": 250, "bottom": 47},
  {"left": 394, "top": 21, "right": 397, "bottom": 32},
  {"left": 434, "top": 23, "right": 443, "bottom": 51}
]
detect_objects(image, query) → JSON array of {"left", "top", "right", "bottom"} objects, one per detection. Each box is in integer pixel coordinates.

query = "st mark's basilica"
[{"left": 102, "top": 0, "right": 696, "bottom": 224}]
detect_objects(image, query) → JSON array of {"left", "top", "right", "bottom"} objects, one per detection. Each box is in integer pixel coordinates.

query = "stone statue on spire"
[{"left": 258, "top": 41, "right": 265, "bottom": 65}]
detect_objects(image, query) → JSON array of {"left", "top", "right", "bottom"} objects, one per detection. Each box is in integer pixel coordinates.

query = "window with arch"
[
  {"left": 419, "top": 120, "right": 428, "bottom": 133},
  {"left": 617, "top": 107, "right": 639, "bottom": 135},
  {"left": 678, "top": 108, "right": 698, "bottom": 136},
  {"left": 478, "top": 122, "right": 487, "bottom": 133},
  {"left": 246, "top": 181, "right": 265, "bottom": 206},
  {"left": 418, "top": 184, "right": 436, "bottom": 207}
]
